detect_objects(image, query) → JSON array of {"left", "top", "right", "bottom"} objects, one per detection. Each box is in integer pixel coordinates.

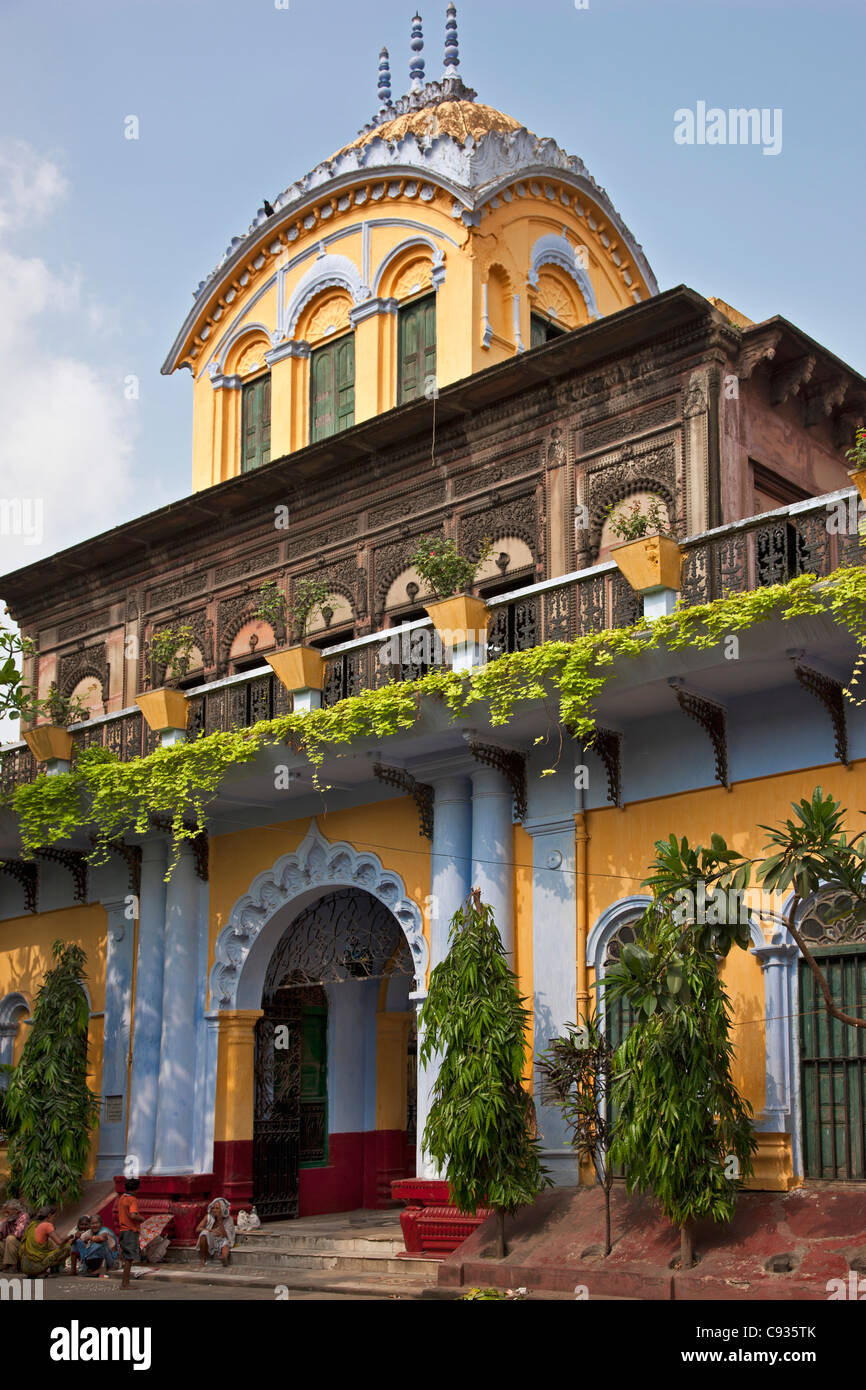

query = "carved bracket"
[
  {"left": 670, "top": 680, "right": 729, "bottom": 789},
  {"left": 0, "top": 860, "right": 38, "bottom": 914},
  {"left": 372, "top": 763, "right": 434, "bottom": 840},
  {"left": 792, "top": 661, "right": 849, "bottom": 767},
  {"left": 34, "top": 848, "right": 88, "bottom": 904},
  {"left": 95, "top": 838, "right": 143, "bottom": 897},
  {"left": 467, "top": 740, "right": 527, "bottom": 822},
  {"left": 590, "top": 728, "right": 623, "bottom": 808}
]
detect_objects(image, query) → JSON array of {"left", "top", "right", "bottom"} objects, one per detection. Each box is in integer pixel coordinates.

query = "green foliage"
[
  {"left": 605, "top": 495, "right": 671, "bottom": 541},
  {"left": 253, "top": 580, "right": 288, "bottom": 641},
  {"left": 0, "top": 1063, "right": 16, "bottom": 1141},
  {"left": 7, "top": 566, "right": 866, "bottom": 879},
  {"left": 845, "top": 425, "right": 866, "bottom": 471},
  {"left": 409, "top": 533, "right": 493, "bottom": 599},
  {"left": 461, "top": 1286, "right": 527, "bottom": 1300},
  {"left": 291, "top": 577, "right": 330, "bottom": 642},
  {"left": 42, "top": 682, "right": 91, "bottom": 728},
  {"left": 5, "top": 940, "right": 99, "bottom": 1207},
  {"left": 605, "top": 903, "right": 757, "bottom": 1233},
  {"left": 757, "top": 786, "right": 866, "bottom": 909},
  {"left": 148, "top": 624, "right": 196, "bottom": 685},
  {"left": 0, "top": 613, "right": 38, "bottom": 722},
  {"left": 420, "top": 891, "right": 550, "bottom": 1218}
]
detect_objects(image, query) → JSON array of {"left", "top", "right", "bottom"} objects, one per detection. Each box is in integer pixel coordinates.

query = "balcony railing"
[{"left": 1, "top": 489, "right": 860, "bottom": 797}]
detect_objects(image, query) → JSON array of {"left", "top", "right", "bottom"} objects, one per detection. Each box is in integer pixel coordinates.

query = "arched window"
[{"left": 397, "top": 294, "right": 436, "bottom": 404}]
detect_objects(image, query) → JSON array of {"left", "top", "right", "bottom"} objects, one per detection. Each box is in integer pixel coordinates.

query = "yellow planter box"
[
  {"left": 610, "top": 534, "right": 683, "bottom": 594},
  {"left": 266, "top": 645, "right": 325, "bottom": 693},
  {"left": 848, "top": 467, "right": 866, "bottom": 503},
  {"left": 136, "top": 687, "right": 189, "bottom": 733},
  {"left": 24, "top": 724, "right": 75, "bottom": 763},
  {"left": 423, "top": 594, "right": 489, "bottom": 646}
]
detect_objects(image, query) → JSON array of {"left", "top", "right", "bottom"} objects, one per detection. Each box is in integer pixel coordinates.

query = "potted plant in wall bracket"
[
  {"left": 846, "top": 426, "right": 866, "bottom": 503},
  {"left": 23, "top": 683, "right": 91, "bottom": 766},
  {"left": 606, "top": 497, "right": 683, "bottom": 594},
  {"left": 260, "top": 577, "right": 330, "bottom": 702},
  {"left": 136, "top": 624, "right": 195, "bottom": 738},
  {"left": 410, "top": 535, "right": 493, "bottom": 663}
]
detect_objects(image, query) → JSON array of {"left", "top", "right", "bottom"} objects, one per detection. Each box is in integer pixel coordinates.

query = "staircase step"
[
  {"left": 166, "top": 1245, "right": 437, "bottom": 1280},
  {"left": 130, "top": 1264, "right": 432, "bottom": 1299},
  {"left": 233, "top": 1232, "right": 406, "bottom": 1256}
]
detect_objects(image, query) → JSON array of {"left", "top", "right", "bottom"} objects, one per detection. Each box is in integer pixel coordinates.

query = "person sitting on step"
[{"left": 196, "top": 1197, "right": 235, "bottom": 1268}]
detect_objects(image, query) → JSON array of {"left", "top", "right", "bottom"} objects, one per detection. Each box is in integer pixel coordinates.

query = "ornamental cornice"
[{"left": 164, "top": 128, "right": 658, "bottom": 375}]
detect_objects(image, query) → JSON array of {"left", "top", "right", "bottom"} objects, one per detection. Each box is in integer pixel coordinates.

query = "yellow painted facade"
[{"left": 166, "top": 99, "right": 653, "bottom": 492}]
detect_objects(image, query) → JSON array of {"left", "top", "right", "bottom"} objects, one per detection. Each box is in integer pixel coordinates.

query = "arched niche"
[
  {"left": 0, "top": 991, "right": 31, "bottom": 1071},
  {"left": 297, "top": 290, "right": 353, "bottom": 348},
  {"left": 307, "top": 591, "right": 354, "bottom": 640},
  {"left": 486, "top": 264, "right": 513, "bottom": 342},
  {"left": 69, "top": 676, "right": 105, "bottom": 719},
  {"left": 476, "top": 536, "right": 534, "bottom": 585},
  {"left": 532, "top": 266, "right": 584, "bottom": 331},
  {"left": 528, "top": 230, "right": 598, "bottom": 321},
  {"left": 229, "top": 619, "right": 277, "bottom": 668},
  {"left": 597, "top": 490, "right": 673, "bottom": 561},
  {"left": 373, "top": 237, "right": 443, "bottom": 300},
  {"left": 225, "top": 331, "right": 272, "bottom": 380},
  {"left": 384, "top": 566, "right": 434, "bottom": 615}
]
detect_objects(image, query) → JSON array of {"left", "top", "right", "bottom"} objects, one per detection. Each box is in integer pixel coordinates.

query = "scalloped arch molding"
[{"left": 209, "top": 822, "right": 428, "bottom": 1010}]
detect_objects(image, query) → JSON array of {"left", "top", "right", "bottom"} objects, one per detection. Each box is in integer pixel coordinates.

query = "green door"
[
  {"left": 799, "top": 947, "right": 866, "bottom": 1180},
  {"left": 398, "top": 295, "right": 437, "bottom": 404},
  {"left": 299, "top": 1004, "right": 328, "bottom": 1166},
  {"left": 242, "top": 374, "right": 271, "bottom": 471},
  {"left": 310, "top": 335, "right": 355, "bottom": 442}
]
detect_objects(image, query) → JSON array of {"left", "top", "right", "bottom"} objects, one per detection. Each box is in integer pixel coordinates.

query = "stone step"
[
  {"left": 131, "top": 1263, "right": 432, "bottom": 1299},
  {"left": 166, "top": 1244, "right": 437, "bottom": 1280},
  {"left": 233, "top": 1231, "right": 406, "bottom": 1256}
]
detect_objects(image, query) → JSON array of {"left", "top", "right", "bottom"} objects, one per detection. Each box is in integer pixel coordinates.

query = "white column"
[
  {"left": 126, "top": 837, "right": 167, "bottom": 1176},
  {"left": 470, "top": 765, "right": 514, "bottom": 956}
]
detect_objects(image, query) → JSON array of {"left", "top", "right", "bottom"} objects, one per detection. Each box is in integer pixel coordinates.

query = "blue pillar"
[
  {"left": 95, "top": 898, "right": 136, "bottom": 1179},
  {"left": 524, "top": 814, "right": 579, "bottom": 1184},
  {"left": 470, "top": 766, "right": 514, "bottom": 954},
  {"left": 752, "top": 933, "right": 801, "bottom": 1176},
  {"left": 415, "top": 775, "right": 472, "bottom": 1179},
  {"left": 153, "top": 842, "right": 205, "bottom": 1174},
  {"left": 126, "top": 838, "right": 167, "bottom": 1176}
]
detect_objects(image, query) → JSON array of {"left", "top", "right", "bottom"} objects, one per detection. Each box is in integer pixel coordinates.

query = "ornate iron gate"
[{"left": 253, "top": 888, "right": 414, "bottom": 1220}]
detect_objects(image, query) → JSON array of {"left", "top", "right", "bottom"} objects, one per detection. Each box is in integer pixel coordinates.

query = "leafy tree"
[
  {"left": 0, "top": 614, "right": 39, "bottom": 722},
  {"left": 6, "top": 940, "right": 99, "bottom": 1207},
  {"left": 603, "top": 854, "right": 757, "bottom": 1270},
  {"left": 538, "top": 1013, "right": 616, "bottom": 1254},
  {"left": 420, "top": 889, "right": 550, "bottom": 1257}
]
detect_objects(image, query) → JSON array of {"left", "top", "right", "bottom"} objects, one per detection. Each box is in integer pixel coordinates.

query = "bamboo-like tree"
[
  {"left": 538, "top": 1014, "right": 616, "bottom": 1255},
  {"left": 420, "top": 889, "right": 550, "bottom": 1258},
  {"left": 6, "top": 940, "right": 100, "bottom": 1207}
]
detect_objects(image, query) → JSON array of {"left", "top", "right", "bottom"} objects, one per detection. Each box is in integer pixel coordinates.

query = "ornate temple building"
[{"left": 1, "top": 9, "right": 865, "bottom": 1231}]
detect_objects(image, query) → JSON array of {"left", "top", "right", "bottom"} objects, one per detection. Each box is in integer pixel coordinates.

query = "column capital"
[{"left": 218, "top": 1009, "right": 264, "bottom": 1035}]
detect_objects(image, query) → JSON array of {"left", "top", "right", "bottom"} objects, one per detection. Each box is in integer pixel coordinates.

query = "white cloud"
[{"left": 0, "top": 139, "right": 138, "bottom": 741}]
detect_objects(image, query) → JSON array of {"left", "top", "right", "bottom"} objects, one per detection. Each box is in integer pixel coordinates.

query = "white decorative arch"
[
  {"left": 208, "top": 320, "right": 273, "bottom": 379},
  {"left": 372, "top": 236, "right": 446, "bottom": 297},
  {"left": 209, "top": 822, "right": 428, "bottom": 1010},
  {"left": 529, "top": 230, "right": 598, "bottom": 321},
  {"left": 284, "top": 254, "right": 368, "bottom": 337},
  {"left": 0, "top": 991, "right": 30, "bottom": 1070}
]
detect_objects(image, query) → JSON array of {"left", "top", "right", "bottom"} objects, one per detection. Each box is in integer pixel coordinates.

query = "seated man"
[
  {"left": 71, "top": 1215, "right": 119, "bottom": 1276},
  {"left": 0, "top": 1200, "right": 30, "bottom": 1271}
]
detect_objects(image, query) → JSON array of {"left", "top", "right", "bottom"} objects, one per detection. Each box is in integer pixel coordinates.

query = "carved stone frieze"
[
  {"left": 581, "top": 398, "right": 678, "bottom": 453},
  {"left": 58, "top": 643, "right": 108, "bottom": 701},
  {"left": 460, "top": 492, "right": 538, "bottom": 559},
  {"left": 579, "top": 440, "right": 677, "bottom": 565},
  {"left": 215, "top": 547, "right": 280, "bottom": 587}
]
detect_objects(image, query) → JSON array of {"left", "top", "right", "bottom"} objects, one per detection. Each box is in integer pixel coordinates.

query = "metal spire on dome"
[
  {"left": 377, "top": 46, "right": 392, "bottom": 108},
  {"left": 443, "top": 3, "right": 459, "bottom": 81},
  {"left": 409, "top": 13, "right": 425, "bottom": 92}
]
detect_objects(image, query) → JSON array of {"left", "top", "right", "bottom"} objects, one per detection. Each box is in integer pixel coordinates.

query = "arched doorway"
[
  {"left": 797, "top": 888, "right": 866, "bottom": 1181},
  {"left": 253, "top": 887, "right": 415, "bottom": 1219}
]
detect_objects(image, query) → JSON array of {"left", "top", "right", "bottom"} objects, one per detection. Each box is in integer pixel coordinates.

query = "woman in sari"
[
  {"left": 195, "top": 1197, "right": 235, "bottom": 1267},
  {"left": 20, "top": 1205, "right": 71, "bottom": 1276}
]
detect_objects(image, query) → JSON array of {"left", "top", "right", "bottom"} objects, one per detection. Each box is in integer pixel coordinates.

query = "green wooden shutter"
[
  {"left": 242, "top": 374, "right": 271, "bottom": 472},
  {"left": 300, "top": 1006, "right": 328, "bottom": 1166},
  {"left": 398, "top": 295, "right": 436, "bottom": 404},
  {"left": 800, "top": 948, "right": 866, "bottom": 1180},
  {"left": 311, "top": 336, "right": 355, "bottom": 442}
]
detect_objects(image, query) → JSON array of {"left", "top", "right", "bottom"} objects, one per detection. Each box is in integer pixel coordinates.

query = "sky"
[{"left": 0, "top": 0, "right": 863, "bottom": 606}]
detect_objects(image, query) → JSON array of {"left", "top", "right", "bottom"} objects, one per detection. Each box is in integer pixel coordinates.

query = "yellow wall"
[
  {"left": 180, "top": 178, "right": 650, "bottom": 491},
  {"left": 585, "top": 758, "right": 866, "bottom": 1186},
  {"left": 0, "top": 903, "right": 108, "bottom": 1178},
  {"left": 513, "top": 823, "right": 534, "bottom": 1086}
]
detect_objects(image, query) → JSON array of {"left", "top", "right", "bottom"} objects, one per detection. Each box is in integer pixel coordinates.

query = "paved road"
[{"left": 37, "top": 1275, "right": 385, "bottom": 1301}]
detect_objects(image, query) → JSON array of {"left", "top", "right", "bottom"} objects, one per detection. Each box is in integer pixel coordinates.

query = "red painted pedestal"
[
  {"left": 101, "top": 1174, "right": 215, "bottom": 1247},
  {"left": 390, "top": 1178, "right": 491, "bottom": 1257}
]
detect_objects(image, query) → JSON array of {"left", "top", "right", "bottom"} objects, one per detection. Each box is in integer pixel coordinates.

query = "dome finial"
[
  {"left": 377, "top": 46, "right": 392, "bottom": 108},
  {"left": 443, "top": 4, "right": 459, "bottom": 80},
  {"left": 409, "top": 13, "right": 425, "bottom": 92}
]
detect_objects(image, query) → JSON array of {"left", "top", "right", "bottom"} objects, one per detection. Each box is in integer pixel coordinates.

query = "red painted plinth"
[
  {"left": 390, "top": 1178, "right": 491, "bottom": 1257},
  {"left": 102, "top": 1174, "right": 215, "bottom": 1247}
]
